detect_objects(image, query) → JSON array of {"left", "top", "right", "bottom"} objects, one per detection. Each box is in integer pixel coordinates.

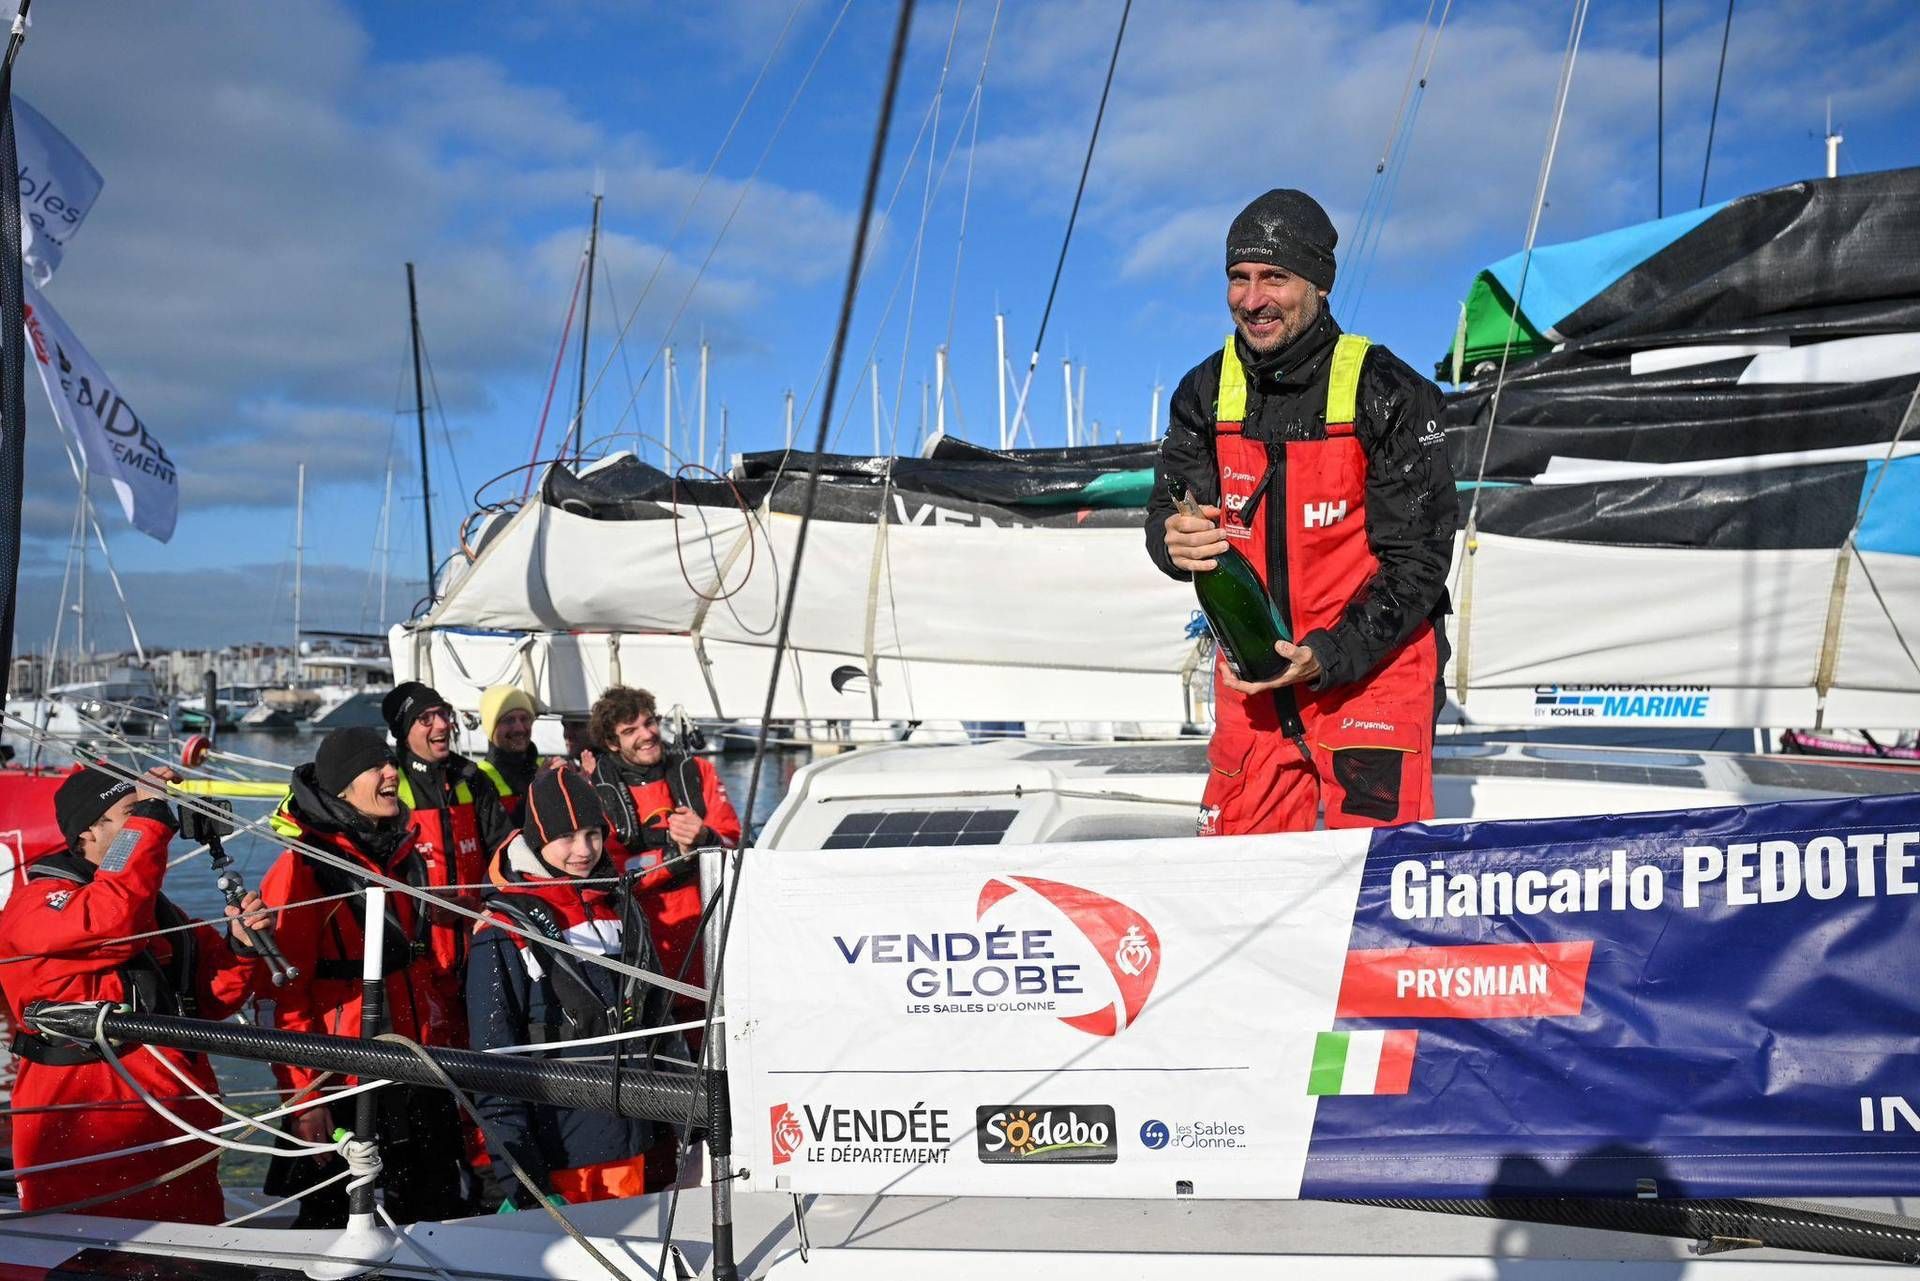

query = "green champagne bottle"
[{"left": 1174, "top": 487, "right": 1291, "bottom": 682}]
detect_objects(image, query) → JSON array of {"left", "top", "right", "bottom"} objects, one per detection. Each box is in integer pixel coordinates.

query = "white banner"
[
  {"left": 14, "top": 97, "right": 103, "bottom": 286},
  {"left": 725, "top": 832, "right": 1373, "bottom": 1199},
  {"left": 24, "top": 283, "right": 178, "bottom": 543}
]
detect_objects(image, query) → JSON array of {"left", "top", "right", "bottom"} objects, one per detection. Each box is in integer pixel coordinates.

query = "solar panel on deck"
[{"left": 821, "top": 809, "right": 1018, "bottom": 849}]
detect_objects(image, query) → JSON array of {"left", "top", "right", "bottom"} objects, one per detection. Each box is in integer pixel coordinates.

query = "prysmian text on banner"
[{"left": 724, "top": 791, "right": 1920, "bottom": 1200}]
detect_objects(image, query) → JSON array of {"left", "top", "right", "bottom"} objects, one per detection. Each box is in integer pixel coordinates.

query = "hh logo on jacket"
[{"left": 1303, "top": 500, "right": 1349, "bottom": 529}]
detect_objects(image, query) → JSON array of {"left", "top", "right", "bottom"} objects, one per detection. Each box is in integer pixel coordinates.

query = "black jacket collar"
[{"left": 1237, "top": 306, "right": 1341, "bottom": 392}]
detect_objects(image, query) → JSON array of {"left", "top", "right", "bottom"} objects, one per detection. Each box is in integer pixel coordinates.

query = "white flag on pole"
[
  {"left": 24, "top": 283, "right": 178, "bottom": 543},
  {"left": 13, "top": 98, "right": 104, "bottom": 286}
]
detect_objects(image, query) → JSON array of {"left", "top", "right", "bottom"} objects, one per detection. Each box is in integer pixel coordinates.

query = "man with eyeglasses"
[
  {"left": 581, "top": 685, "right": 740, "bottom": 998},
  {"left": 380, "top": 682, "right": 514, "bottom": 1030}
]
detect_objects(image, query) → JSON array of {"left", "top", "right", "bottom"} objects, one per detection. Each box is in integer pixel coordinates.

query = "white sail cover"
[
  {"left": 393, "top": 449, "right": 1919, "bottom": 729},
  {"left": 398, "top": 477, "right": 1204, "bottom": 725},
  {"left": 397, "top": 172, "right": 1920, "bottom": 730}
]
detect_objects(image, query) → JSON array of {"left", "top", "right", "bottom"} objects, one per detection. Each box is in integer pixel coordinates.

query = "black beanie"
[
  {"left": 1225, "top": 188, "right": 1338, "bottom": 290},
  {"left": 382, "top": 681, "right": 449, "bottom": 742},
  {"left": 523, "top": 767, "right": 606, "bottom": 849},
  {"left": 54, "top": 766, "right": 136, "bottom": 847},
  {"left": 316, "top": 726, "right": 396, "bottom": 796}
]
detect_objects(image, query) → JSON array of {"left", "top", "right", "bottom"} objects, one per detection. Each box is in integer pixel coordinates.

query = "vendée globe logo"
[
  {"left": 831, "top": 875, "right": 1163, "bottom": 1037},
  {"left": 1140, "top": 1119, "right": 1170, "bottom": 1150}
]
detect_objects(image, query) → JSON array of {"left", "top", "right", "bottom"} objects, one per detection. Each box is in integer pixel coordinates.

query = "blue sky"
[{"left": 15, "top": 0, "right": 1920, "bottom": 649}]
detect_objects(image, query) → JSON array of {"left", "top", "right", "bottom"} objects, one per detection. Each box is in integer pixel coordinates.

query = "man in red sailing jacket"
[
  {"left": 381, "top": 682, "right": 513, "bottom": 1028},
  {"left": 1149, "top": 189, "right": 1459, "bottom": 835},
  {"left": 581, "top": 686, "right": 740, "bottom": 992},
  {"left": 0, "top": 764, "right": 267, "bottom": 1223},
  {"left": 259, "top": 726, "right": 467, "bottom": 1227}
]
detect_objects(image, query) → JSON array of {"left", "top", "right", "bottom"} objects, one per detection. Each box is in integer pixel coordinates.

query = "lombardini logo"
[
  {"left": 832, "top": 876, "right": 1161, "bottom": 1037},
  {"left": 977, "top": 1105, "right": 1118, "bottom": 1164}
]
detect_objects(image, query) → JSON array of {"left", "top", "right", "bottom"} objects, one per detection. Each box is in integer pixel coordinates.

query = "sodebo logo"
[{"left": 832, "top": 876, "right": 1162, "bottom": 1037}]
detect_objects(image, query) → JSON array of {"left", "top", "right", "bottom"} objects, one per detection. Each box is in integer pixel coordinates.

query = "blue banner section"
[{"left": 1301, "top": 791, "right": 1920, "bottom": 1199}]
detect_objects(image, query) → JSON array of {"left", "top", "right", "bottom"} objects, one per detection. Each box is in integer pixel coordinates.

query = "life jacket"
[
  {"left": 1214, "top": 332, "right": 1380, "bottom": 637},
  {"left": 477, "top": 890, "right": 624, "bottom": 1045},
  {"left": 476, "top": 752, "right": 547, "bottom": 820},
  {"left": 264, "top": 794, "right": 443, "bottom": 1050},
  {"left": 8, "top": 853, "right": 198, "bottom": 1067},
  {"left": 397, "top": 761, "right": 485, "bottom": 977}
]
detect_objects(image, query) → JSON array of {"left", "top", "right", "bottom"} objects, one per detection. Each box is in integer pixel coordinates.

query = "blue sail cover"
[
  {"left": 1482, "top": 200, "right": 1726, "bottom": 341},
  {"left": 1302, "top": 789, "right": 1920, "bottom": 1198}
]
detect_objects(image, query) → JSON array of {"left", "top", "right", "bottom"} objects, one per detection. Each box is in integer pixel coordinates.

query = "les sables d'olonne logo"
[
  {"left": 977, "top": 1104, "right": 1119, "bottom": 1164},
  {"left": 834, "top": 875, "right": 1161, "bottom": 1038}
]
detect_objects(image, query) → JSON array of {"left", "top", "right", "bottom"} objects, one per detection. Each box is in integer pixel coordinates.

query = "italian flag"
[{"left": 1308, "top": 1030, "right": 1418, "bottom": 1096}]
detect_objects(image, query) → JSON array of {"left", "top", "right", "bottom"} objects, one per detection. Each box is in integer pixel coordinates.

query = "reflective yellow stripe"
[
  {"left": 475, "top": 760, "right": 513, "bottom": 798},
  {"left": 170, "top": 779, "right": 291, "bottom": 800},
  {"left": 1325, "top": 333, "right": 1372, "bottom": 425},
  {"left": 1216, "top": 336, "right": 1247, "bottom": 422},
  {"left": 396, "top": 774, "right": 474, "bottom": 808}
]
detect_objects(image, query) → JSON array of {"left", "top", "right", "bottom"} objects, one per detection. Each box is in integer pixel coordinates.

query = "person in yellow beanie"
[{"left": 475, "top": 685, "right": 548, "bottom": 821}]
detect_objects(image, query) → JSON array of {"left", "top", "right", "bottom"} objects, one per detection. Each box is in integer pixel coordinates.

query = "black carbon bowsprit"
[
  {"left": 1337, "top": 1197, "right": 1920, "bottom": 1265},
  {"left": 24, "top": 1002, "right": 705, "bottom": 1125}
]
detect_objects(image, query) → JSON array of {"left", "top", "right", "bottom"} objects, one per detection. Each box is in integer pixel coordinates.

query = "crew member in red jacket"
[
  {"left": 381, "top": 681, "right": 513, "bottom": 1033},
  {"left": 581, "top": 686, "right": 740, "bottom": 992},
  {"left": 0, "top": 764, "right": 266, "bottom": 1223},
  {"left": 258, "top": 727, "right": 467, "bottom": 1227}
]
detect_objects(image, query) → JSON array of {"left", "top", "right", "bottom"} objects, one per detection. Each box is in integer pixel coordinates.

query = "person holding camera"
[
  {"left": 257, "top": 726, "right": 467, "bottom": 1227},
  {"left": 0, "top": 763, "right": 269, "bottom": 1223}
]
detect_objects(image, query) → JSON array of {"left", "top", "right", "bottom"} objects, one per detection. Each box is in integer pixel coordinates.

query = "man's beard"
[{"left": 1239, "top": 288, "right": 1323, "bottom": 353}]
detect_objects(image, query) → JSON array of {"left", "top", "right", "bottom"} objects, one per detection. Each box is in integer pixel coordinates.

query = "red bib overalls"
[{"left": 1201, "top": 333, "right": 1437, "bottom": 834}]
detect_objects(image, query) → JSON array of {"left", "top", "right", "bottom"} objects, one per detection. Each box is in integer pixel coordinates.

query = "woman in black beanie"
[{"left": 256, "top": 726, "right": 470, "bottom": 1227}]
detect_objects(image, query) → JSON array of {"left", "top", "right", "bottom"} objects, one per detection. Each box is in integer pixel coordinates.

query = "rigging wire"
[
  {"left": 415, "top": 324, "right": 470, "bottom": 519},
  {"left": 885, "top": 0, "right": 970, "bottom": 439},
  {"left": 941, "top": 0, "right": 1005, "bottom": 357},
  {"left": 597, "top": 0, "right": 857, "bottom": 446},
  {"left": 521, "top": 251, "right": 589, "bottom": 499},
  {"left": 1004, "top": 0, "right": 1133, "bottom": 447},
  {"left": 1450, "top": 0, "right": 1591, "bottom": 702},
  {"left": 561, "top": 0, "right": 810, "bottom": 446},
  {"left": 652, "top": 4, "right": 920, "bottom": 1276},
  {"left": 0, "top": 710, "right": 697, "bottom": 997},
  {"left": 1699, "top": 0, "right": 1735, "bottom": 207},
  {"left": 1337, "top": 0, "right": 1437, "bottom": 327},
  {"left": 1340, "top": 0, "right": 1456, "bottom": 329}
]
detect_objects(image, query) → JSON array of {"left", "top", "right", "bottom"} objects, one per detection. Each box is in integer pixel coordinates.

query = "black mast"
[
  {"left": 406, "top": 262, "right": 436, "bottom": 600},
  {"left": 569, "top": 187, "right": 602, "bottom": 464},
  {"left": 0, "top": 2, "right": 34, "bottom": 706}
]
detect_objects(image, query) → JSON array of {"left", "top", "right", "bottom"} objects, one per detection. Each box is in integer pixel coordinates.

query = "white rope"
[
  {"left": 0, "top": 1075, "right": 385, "bottom": 1180},
  {"left": 485, "top": 1013, "right": 722, "bottom": 1057},
  {"left": 87, "top": 1005, "right": 337, "bottom": 1159},
  {"left": 0, "top": 710, "right": 707, "bottom": 1002},
  {"left": 217, "top": 1127, "right": 381, "bottom": 1227},
  {"left": 219, "top": 1167, "right": 353, "bottom": 1227},
  {"left": 144, "top": 1039, "right": 310, "bottom": 1146},
  {"left": 0, "top": 888, "right": 363, "bottom": 964}
]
